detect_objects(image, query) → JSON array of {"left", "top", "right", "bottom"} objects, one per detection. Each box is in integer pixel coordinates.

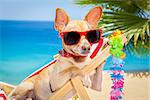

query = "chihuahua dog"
[{"left": 10, "top": 6, "right": 104, "bottom": 100}]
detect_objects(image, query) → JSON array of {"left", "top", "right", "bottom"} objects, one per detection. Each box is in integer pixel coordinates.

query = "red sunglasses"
[{"left": 60, "top": 29, "right": 102, "bottom": 45}]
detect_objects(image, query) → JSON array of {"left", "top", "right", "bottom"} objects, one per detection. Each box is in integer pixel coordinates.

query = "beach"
[
  {"left": 1, "top": 72, "right": 150, "bottom": 100},
  {"left": 86, "top": 72, "right": 150, "bottom": 100}
]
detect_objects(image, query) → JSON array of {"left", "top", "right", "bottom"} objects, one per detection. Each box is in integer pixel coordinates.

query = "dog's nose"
[{"left": 82, "top": 46, "right": 90, "bottom": 51}]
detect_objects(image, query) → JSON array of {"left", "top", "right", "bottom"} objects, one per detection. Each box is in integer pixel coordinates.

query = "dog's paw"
[
  {"left": 9, "top": 95, "right": 24, "bottom": 100},
  {"left": 10, "top": 96, "right": 16, "bottom": 100},
  {"left": 26, "top": 97, "right": 33, "bottom": 100},
  {"left": 70, "top": 68, "right": 84, "bottom": 78},
  {"left": 9, "top": 96, "right": 32, "bottom": 100},
  {"left": 9, "top": 82, "right": 34, "bottom": 100},
  {"left": 81, "top": 75, "right": 92, "bottom": 88},
  {"left": 71, "top": 72, "right": 82, "bottom": 78}
]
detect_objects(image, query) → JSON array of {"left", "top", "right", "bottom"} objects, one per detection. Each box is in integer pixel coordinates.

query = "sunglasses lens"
[
  {"left": 86, "top": 30, "right": 101, "bottom": 43},
  {"left": 64, "top": 32, "right": 80, "bottom": 45}
]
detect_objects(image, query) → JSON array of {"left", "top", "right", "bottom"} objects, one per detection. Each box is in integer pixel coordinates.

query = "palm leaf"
[
  {"left": 75, "top": 0, "right": 150, "bottom": 42},
  {"left": 125, "top": 35, "right": 150, "bottom": 57},
  {"left": 75, "top": 0, "right": 150, "bottom": 56}
]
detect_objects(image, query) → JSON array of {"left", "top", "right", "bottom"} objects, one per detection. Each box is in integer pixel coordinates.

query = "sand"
[
  {"left": 86, "top": 72, "right": 150, "bottom": 100},
  {"left": 0, "top": 72, "right": 150, "bottom": 100}
]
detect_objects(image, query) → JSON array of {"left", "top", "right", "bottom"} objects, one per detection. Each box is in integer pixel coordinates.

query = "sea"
[{"left": 0, "top": 20, "right": 149, "bottom": 85}]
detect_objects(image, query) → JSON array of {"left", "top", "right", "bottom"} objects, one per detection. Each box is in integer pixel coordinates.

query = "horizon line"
[{"left": 0, "top": 19, "right": 54, "bottom": 22}]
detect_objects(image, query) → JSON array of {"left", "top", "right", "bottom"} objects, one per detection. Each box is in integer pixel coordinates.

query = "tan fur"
[
  {"left": 10, "top": 6, "right": 103, "bottom": 100},
  {"left": 63, "top": 20, "right": 91, "bottom": 32}
]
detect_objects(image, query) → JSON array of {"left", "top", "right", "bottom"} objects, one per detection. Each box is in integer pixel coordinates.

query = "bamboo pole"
[
  {"left": 0, "top": 82, "right": 15, "bottom": 95},
  {"left": 50, "top": 81, "right": 73, "bottom": 100},
  {"left": 71, "top": 76, "right": 90, "bottom": 100}
]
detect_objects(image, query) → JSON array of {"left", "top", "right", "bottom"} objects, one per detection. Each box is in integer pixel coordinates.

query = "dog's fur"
[{"left": 10, "top": 6, "right": 104, "bottom": 100}]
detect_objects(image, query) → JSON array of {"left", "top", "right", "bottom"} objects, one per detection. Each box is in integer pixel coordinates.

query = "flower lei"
[{"left": 108, "top": 30, "right": 126, "bottom": 100}]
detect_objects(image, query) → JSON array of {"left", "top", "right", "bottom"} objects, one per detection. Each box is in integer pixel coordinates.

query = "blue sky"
[{"left": 0, "top": 0, "right": 93, "bottom": 21}]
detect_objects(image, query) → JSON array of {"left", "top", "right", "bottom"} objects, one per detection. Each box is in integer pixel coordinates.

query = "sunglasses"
[{"left": 60, "top": 29, "right": 102, "bottom": 45}]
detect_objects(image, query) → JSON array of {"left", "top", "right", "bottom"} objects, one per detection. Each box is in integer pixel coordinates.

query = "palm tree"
[
  {"left": 125, "top": 35, "right": 150, "bottom": 57},
  {"left": 75, "top": 0, "right": 150, "bottom": 56}
]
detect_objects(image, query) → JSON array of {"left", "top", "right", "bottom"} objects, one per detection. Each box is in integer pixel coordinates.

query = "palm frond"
[
  {"left": 75, "top": 0, "right": 150, "bottom": 56},
  {"left": 125, "top": 35, "right": 150, "bottom": 57},
  {"left": 75, "top": 0, "right": 150, "bottom": 45}
]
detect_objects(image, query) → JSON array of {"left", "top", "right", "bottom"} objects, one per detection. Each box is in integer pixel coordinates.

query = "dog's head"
[{"left": 54, "top": 7, "right": 102, "bottom": 57}]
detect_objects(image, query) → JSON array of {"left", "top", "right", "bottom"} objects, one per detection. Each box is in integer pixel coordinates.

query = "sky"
[{"left": 0, "top": 0, "right": 93, "bottom": 21}]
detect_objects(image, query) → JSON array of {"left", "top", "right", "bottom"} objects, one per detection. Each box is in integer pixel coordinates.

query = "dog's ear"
[
  {"left": 84, "top": 6, "right": 102, "bottom": 28},
  {"left": 55, "top": 8, "right": 70, "bottom": 31}
]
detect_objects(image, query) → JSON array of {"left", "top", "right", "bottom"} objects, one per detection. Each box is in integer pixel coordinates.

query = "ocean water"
[{"left": 0, "top": 20, "right": 149, "bottom": 85}]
